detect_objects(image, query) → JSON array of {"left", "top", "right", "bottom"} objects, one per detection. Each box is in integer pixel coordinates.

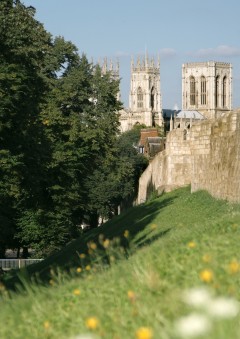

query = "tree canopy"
[{"left": 0, "top": 0, "right": 148, "bottom": 257}]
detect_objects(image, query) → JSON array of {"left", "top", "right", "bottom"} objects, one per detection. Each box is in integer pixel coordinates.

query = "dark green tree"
[
  {"left": 0, "top": 0, "right": 52, "bottom": 256},
  {"left": 84, "top": 125, "right": 148, "bottom": 224}
]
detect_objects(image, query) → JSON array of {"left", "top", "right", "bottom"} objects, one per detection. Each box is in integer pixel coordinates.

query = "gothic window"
[
  {"left": 190, "top": 76, "right": 196, "bottom": 105},
  {"left": 200, "top": 76, "right": 206, "bottom": 105},
  {"left": 223, "top": 76, "right": 227, "bottom": 107},
  {"left": 151, "top": 87, "right": 155, "bottom": 110},
  {"left": 137, "top": 87, "right": 143, "bottom": 108},
  {"left": 215, "top": 75, "right": 219, "bottom": 107}
]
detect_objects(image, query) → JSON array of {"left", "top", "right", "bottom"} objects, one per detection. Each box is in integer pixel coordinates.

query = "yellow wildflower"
[
  {"left": 187, "top": 241, "right": 196, "bottom": 248},
  {"left": 0, "top": 283, "right": 6, "bottom": 292},
  {"left": 103, "top": 239, "right": 110, "bottom": 248},
  {"left": 76, "top": 267, "right": 82, "bottom": 273},
  {"left": 128, "top": 290, "right": 136, "bottom": 302},
  {"left": 200, "top": 269, "right": 213, "bottom": 283},
  {"left": 85, "top": 316, "right": 99, "bottom": 330},
  {"left": 150, "top": 224, "right": 157, "bottom": 230},
  {"left": 85, "top": 265, "right": 91, "bottom": 271},
  {"left": 79, "top": 253, "right": 86, "bottom": 259},
  {"left": 229, "top": 260, "right": 240, "bottom": 274},
  {"left": 44, "top": 321, "right": 51, "bottom": 330},
  {"left": 124, "top": 230, "right": 129, "bottom": 238},
  {"left": 202, "top": 254, "right": 211, "bottom": 263},
  {"left": 42, "top": 119, "right": 49, "bottom": 126},
  {"left": 73, "top": 289, "right": 81, "bottom": 296},
  {"left": 135, "top": 327, "right": 153, "bottom": 339},
  {"left": 89, "top": 242, "right": 97, "bottom": 250},
  {"left": 49, "top": 279, "right": 54, "bottom": 286}
]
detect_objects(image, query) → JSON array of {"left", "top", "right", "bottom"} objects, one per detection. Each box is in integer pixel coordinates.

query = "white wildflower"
[
  {"left": 175, "top": 313, "right": 211, "bottom": 338},
  {"left": 71, "top": 334, "right": 98, "bottom": 339},
  {"left": 207, "top": 297, "right": 239, "bottom": 319},
  {"left": 183, "top": 287, "right": 212, "bottom": 308}
]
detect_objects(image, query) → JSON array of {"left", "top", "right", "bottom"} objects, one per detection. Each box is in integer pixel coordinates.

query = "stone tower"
[
  {"left": 100, "top": 57, "right": 120, "bottom": 101},
  {"left": 182, "top": 61, "right": 232, "bottom": 119},
  {"left": 129, "top": 55, "right": 163, "bottom": 127}
]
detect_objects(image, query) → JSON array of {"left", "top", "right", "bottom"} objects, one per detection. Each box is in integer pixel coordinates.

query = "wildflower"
[
  {"left": 183, "top": 287, "right": 212, "bottom": 308},
  {"left": 175, "top": 313, "right": 211, "bottom": 338},
  {"left": 228, "top": 259, "right": 240, "bottom": 274},
  {"left": 44, "top": 321, "right": 51, "bottom": 330},
  {"left": 124, "top": 230, "right": 129, "bottom": 238},
  {"left": 73, "top": 335, "right": 97, "bottom": 339},
  {"left": 128, "top": 290, "right": 136, "bottom": 302},
  {"left": 135, "top": 327, "right": 153, "bottom": 339},
  {"left": 79, "top": 253, "right": 86, "bottom": 259},
  {"left": 199, "top": 269, "right": 213, "bottom": 283},
  {"left": 202, "top": 254, "right": 211, "bottom": 263},
  {"left": 42, "top": 119, "right": 50, "bottom": 126},
  {"left": 0, "top": 283, "right": 6, "bottom": 292},
  {"left": 103, "top": 239, "right": 110, "bottom": 248},
  {"left": 73, "top": 289, "right": 81, "bottom": 296},
  {"left": 49, "top": 279, "right": 54, "bottom": 286},
  {"left": 89, "top": 242, "right": 97, "bottom": 250},
  {"left": 207, "top": 297, "right": 239, "bottom": 318},
  {"left": 76, "top": 267, "right": 82, "bottom": 273},
  {"left": 150, "top": 224, "right": 157, "bottom": 230},
  {"left": 85, "top": 317, "right": 99, "bottom": 330},
  {"left": 85, "top": 265, "right": 91, "bottom": 271},
  {"left": 187, "top": 241, "right": 196, "bottom": 249}
]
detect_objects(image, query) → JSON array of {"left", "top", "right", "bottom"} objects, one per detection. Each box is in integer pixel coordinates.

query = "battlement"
[
  {"left": 131, "top": 55, "right": 160, "bottom": 72},
  {"left": 97, "top": 57, "right": 119, "bottom": 77},
  {"left": 182, "top": 61, "right": 231, "bottom": 68}
]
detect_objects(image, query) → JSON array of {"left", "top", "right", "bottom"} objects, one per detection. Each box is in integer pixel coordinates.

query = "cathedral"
[
  {"left": 119, "top": 55, "right": 163, "bottom": 132},
  {"left": 182, "top": 61, "right": 232, "bottom": 119},
  {"left": 99, "top": 57, "right": 233, "bottom": 132}
]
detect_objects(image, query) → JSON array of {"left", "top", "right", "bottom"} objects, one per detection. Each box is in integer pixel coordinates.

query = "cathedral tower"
[
  {"left": 100, "top": 57, "right": 120, "bottom": 101},
  {"left": 182, "top": 61, "right": 232, "bottom": 119},
  {"left": 129, "top": 55, "right": 163, "bottom": 127}
]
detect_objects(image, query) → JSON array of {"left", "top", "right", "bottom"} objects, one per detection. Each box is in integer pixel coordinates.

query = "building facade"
[
  {"left": 182, "top": 61, "right": 232, "bottom": 119},
  {"left": 119, "top": 55, "right": 163, "bottom": 132}
]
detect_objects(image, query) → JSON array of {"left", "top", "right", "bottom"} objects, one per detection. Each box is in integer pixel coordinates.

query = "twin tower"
[
  {"left": 120, "top": 55, "right": 163, "bottom": 132},
  {"left": 102, "top": 56, "right": 232, "bottom": 132}
]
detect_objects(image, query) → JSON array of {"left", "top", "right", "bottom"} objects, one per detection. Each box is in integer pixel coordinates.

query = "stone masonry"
[{"left": 137, "top": 110, "right": 240, "bottom": 204}]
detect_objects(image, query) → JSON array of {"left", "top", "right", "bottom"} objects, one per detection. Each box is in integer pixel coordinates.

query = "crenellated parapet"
[
  {"left": 97, "top": 57, "right": 120, "bottom": 79},
  {"left": 131, "top": 54, "right": 160, "bottom": 73}
]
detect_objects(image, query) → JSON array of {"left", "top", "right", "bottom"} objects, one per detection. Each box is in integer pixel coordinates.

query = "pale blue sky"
[{"left": 23, "top": 0, "right": 240, "bottom": 109}]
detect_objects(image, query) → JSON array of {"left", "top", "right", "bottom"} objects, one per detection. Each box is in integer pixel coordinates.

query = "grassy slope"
[{"left": 1, "top": 186, "right": 240, "bottom": 339}]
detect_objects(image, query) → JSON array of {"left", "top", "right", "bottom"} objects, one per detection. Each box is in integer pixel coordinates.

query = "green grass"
[{"left": 1, "top": 186, "right": 240, "bottom": 339}]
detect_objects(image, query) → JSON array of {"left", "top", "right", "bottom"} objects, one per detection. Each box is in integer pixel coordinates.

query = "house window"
[
  {"left": 200, "top": 76, "right": 206, "bottom": 105},
  {"left": 215, "top": 76, "right": 219, "bottom": 107},
  {"left": 137, "top": 87, "right": 143, "bottom": 108},
  {"left": 190, "top": 76, "right": 196, "bottom": 105},
  {"left": 223, "top": 76, "right": 227, "bottom": 107}
]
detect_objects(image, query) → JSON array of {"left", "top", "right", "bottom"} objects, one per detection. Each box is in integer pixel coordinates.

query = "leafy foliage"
[{"left": 0, "top": 0, "right": 145, "bottom": 256}]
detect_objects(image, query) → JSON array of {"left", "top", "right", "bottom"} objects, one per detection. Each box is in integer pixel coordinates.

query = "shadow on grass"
[
  {"left": 2, "top": 191, "right": 178, "bottom": 292},
  {"left": 133, "top": 227, "right": 172, "bottom": 249}
]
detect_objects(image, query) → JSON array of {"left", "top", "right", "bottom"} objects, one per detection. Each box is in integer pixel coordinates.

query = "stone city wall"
[
  {"left": 190, "top": 111, "right": 240, "bottom": 202},
  {"left": 137, "top": 110, "right": 240, "bottom": 204}
]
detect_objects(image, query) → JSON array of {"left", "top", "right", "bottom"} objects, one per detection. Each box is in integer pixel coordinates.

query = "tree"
[
  {"left": 0, "top": 0, "right": 52, "bottom": 256},
  {"left": 84, "top": 125, "right": 148, "bottom": 224},
  {"left": 0, "top": 0, "right": 143, "bottom": 257}
]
